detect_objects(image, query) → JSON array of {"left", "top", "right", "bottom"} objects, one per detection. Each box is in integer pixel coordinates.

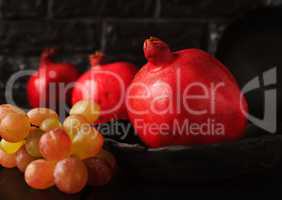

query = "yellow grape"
[
  {"left": 0, "top": 139, "right": 25, "bottom": 154},
  {"left": 0, "top": 112, "right": 31, "bottom": 142},
  {"left": 95, "top": 149, "right": 117, "bottom": 170},
  {"left": 70, "top": 100, "right": 100, "bottom": 123},
  {"left": 54, "top": 156, "right": 88, "bottom": 194},
  {"left": 63, "top": 114, "right": 88, "bottom": 139},
  {"left": 27, "top": 108, "right": 58, "bottom": 127},
  {"left": 16, "top": 147, "right": 36, "bottom": 172},
  {"left": 40, "top": 118, "right": 61, "bottom": 132},
  {"left": 39, "top": 128, "right": 71, "bottom": 161},
  {"left": 25, "top": 159, "right": 56, "bottom": 189},
  {"left": 72, "top": 125, "right": 104, "bottom": 160},
  {"left": 25, "top": 129, "right": 44, "bottom": 157},
  {"left": 0, "top": 104, "right": 25, "bottom": 122},
  {"left": 84, "top": 157, "right": 113, "bottom": 186},
  {"left": 0, "top": 147, "right": 17, "bottom": 168}
]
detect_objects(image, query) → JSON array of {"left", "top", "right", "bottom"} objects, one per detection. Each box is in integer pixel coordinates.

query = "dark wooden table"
[{"left": 1, "top": 167, "right": 282, "bottom": 200}]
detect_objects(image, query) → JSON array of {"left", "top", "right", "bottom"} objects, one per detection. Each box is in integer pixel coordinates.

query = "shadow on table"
[{"left": 1, "top": 167, "right": 282, "bottom": 200}]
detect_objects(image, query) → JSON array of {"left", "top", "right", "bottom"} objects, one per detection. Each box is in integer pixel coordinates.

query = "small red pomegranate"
[
  {"left": 72, "top": 52, "right": 137, "bottom": 123},
  {"left": 126, "top": 37, "right": 248, "bottom": 148},
  {"left": 27, "top": 49, "right": 79, "bottom": 110}
]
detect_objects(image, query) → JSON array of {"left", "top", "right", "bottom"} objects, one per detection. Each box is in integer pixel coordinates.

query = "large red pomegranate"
[
  {"left": 27, "top": 49, "right": 79, "bottom": 110},
  {"left": 72, "top": 52, "right": 137, "bottom": 123},
  {"left": 126, "top": 37, "right": 248, "bottom": 148}
]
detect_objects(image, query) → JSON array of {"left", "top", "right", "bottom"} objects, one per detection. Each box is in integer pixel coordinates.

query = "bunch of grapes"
[{"left": 0, "top": 101, "right": 116, "bottom": 194}]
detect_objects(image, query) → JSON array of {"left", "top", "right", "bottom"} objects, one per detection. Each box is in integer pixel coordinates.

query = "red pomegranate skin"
[
  {"left": 126, "top": 37, "right": 248, "bottom": 148},
  {"left": 72, "top": 53, "right": 137, "bottom": 123},
  {"left": 27, "top": 49, "right": 79, "bottom": 109}
]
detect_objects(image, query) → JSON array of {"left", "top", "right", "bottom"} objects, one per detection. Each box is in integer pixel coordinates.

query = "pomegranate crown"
[
  {"left": 89, "top": 51, "right": 105, "bottom": 67},
  {"left": 143, "top": 37, "right": 174, "bottom": 66}
]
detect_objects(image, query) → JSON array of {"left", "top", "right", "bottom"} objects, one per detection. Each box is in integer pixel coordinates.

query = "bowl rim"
[{"left": 105, "top": 133, "right": 282, "bottom": 152}]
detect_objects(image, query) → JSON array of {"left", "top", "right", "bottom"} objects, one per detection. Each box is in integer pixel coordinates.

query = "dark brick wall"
[{"left": 0, "top": 0, "right": 278, "bottom": 106}]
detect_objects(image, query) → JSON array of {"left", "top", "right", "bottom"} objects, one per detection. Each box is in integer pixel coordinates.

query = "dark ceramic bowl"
[{"left": 105, "top": 124, "right": 282, "bottom": 184}]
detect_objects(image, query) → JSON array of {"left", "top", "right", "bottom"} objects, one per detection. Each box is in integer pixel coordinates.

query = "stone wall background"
[{"left": 0, "top": 0, "right": 280, "bottom": 107}]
